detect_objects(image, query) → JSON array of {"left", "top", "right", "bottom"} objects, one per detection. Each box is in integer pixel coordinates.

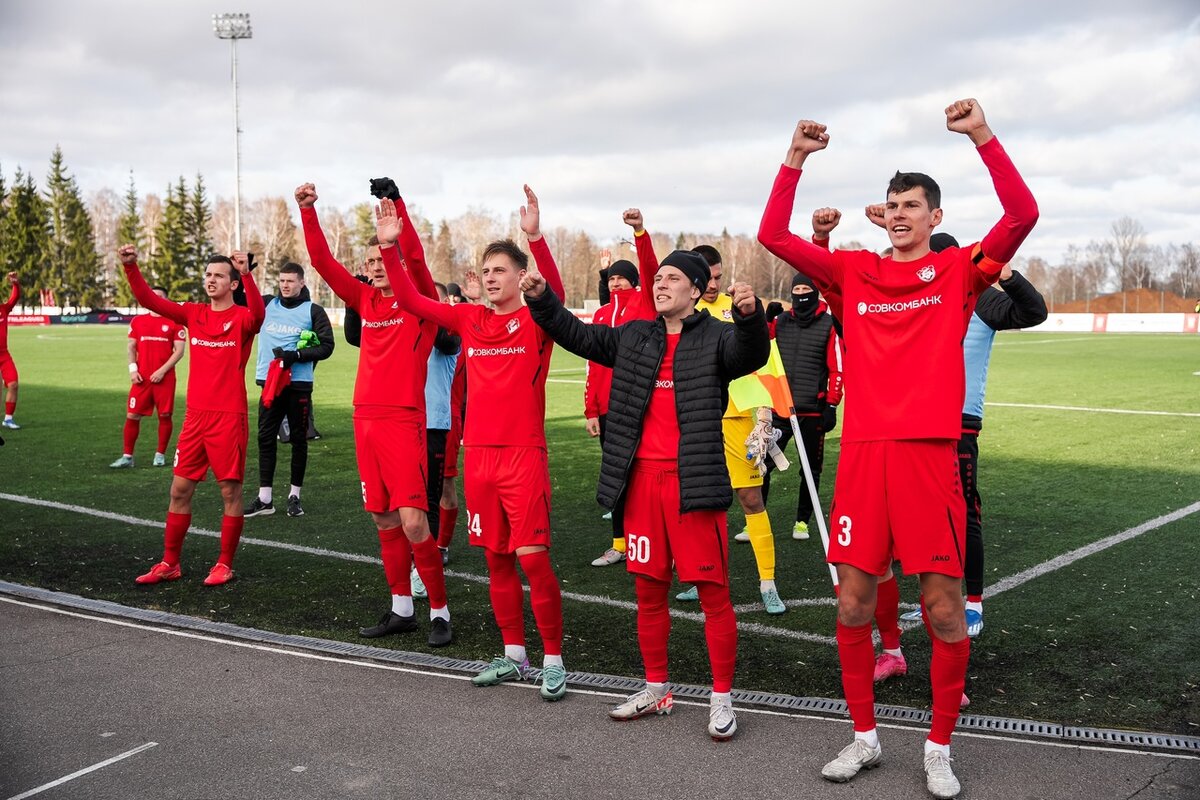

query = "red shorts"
[
  {"left": 828, "top": 439, "right": 966, "bottom": 578},
  {"left": 622, "top": 460, "right": 729, "bottom": 585},
  {"left": 354, "top": 408, "right": 428, "bottom": 514},
  {"left": 127, "top": 374, "right": 176, "bottom": 417},
  {"left": 443, "top": 413, "right": 462, "bottom": 479},
  {"left": 0, "top": 351, "right": 16, "bottom": 385},
  {"left": 173, "top": 409, "right": 248, "bottom": 483},
  {"left": 463, "top": 445, "right": 551, "bottom": 553}
]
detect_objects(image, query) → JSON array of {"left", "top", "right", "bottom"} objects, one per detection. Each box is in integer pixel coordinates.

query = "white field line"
[
  {"left": 992, "top": 336, "right": 1095, "bottom": 346},
  {"left": 547, "top": 379, "right": 585, "bottom": 385},
  {"left": 985, "top": 402, "right": 1200, "bottom": 418},
  {"left": 0, "top": 493, "right": 835, "bottom": 646},
  {"left": 5, "top": 597, "right": 1193, "bottom": 762},
  {"left": 3, "top": 742, "right": 158, "bottom": 800}
]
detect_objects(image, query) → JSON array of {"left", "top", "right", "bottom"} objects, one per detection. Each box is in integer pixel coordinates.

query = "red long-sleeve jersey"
[
  {"left": 301, "top": 201, "right": 437, "bottom": 413},
  {"left": 758, "top": 136, "right": 1037, "bottom": 442},
  {"left": 385, "top": 236, "right": 564, "bottom": 449},
  {"left": 123, "top": 262, "right": 264, "bottom": 414},
  {"left": 0, "top": 283, "right": 19, "bottom": 353}
]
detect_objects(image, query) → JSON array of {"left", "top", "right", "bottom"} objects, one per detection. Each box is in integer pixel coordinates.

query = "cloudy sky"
[{"left": 1, "top": 0, "right": 1197, "bottom": 262}]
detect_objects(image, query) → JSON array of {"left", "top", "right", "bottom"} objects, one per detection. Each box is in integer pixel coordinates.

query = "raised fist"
[
  {"left": 294, "top": 183, "right": 318, "bottom": 208},
  {"left": 945, "top": 98, "right": 991, "bottom": 145},
  {"left": 520, "top": 271, "right": 547, "bottom": 298},
  {"left": 368, "top": 177, "right": 401, "bottom": 202},
  {"left": 118, "top": 245, "right": 138, "bottom": 265},
  {"left": 864, "top": 204, "right": 886, "bottom": 229},
  {"left": 812, "top": 207, "right": 842, "bottom": 238},
  {"left": 5, "top": 271, "right": 16, "bottom": 284},
  {"left": 231, "top": 251, "right": 251, "bottom": 274},
  {"left": 623, "top": 208, "right": 644, "bottom": 233},
  {"left": 729, "top": 281, "right": 757, "bottom": 315},
  {"left": 790, "top": 120, "right": 830, "bottom": 155}
]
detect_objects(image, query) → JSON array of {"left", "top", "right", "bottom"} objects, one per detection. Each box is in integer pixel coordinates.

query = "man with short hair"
[
  {"left": 682, "top": 245, "right": 786, "bottom": 615},
  {"left": 1, "top": 271, "right": 21, "bottom": 429},
  {"left": 585, "top": 208, "right": 659, "bottom": 567},
  {"left": 297, "top": 182, "right": 453, "bottom": 648},
  {"left": 244, "top": 262, "right": 334, "bottom": 519},
  {"left": 110, "top": 285, "right": 186, "bottom": 468},
  {"left": 758, "top": 99, "right": 1038, "bottom": 798},
  {"left": 380, "top": 186, "right": 569, "bottom": 701},
  {"left": 118, "top": 246, "right": 265, "bottom": 587},
  {"left": 522, "top": 247, "right": 769, "bottom": 739}
]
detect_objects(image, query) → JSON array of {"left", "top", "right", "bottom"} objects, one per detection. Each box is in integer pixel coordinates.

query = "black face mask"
[{"left": 792, "top": 292, "right": 817, "bottom": 320}]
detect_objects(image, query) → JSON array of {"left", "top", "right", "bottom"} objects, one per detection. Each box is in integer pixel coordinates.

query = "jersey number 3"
[{"left": 837, "top": 515, "right": 852, "bottom": 547}]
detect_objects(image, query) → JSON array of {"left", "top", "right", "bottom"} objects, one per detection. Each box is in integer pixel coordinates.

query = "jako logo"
[
  {"left": 858, "top": 295, "right": 942, "bottom": 315},
  {"left": 916, "top": 265, "right": 936, "bottom": 282},
  {"left": 506, "top": 318, "right": 520, "bottom": 334},
  {"left": 190, "top": 337, "right": 237, "bottom": 348},
  {"left": 931, "top": 554, "right": 951, "bottom": 562},
  {"left": 265, "top": 322, "right": 304, "bottom": 335}
]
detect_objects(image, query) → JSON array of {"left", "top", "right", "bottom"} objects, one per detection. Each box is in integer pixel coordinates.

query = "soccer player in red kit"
[
  {"left": 377, "top": 186, "right": 568, "bottom": 701},
  {"left": 296, "top": 182, "right": 453, "bottom": 648},
  {"left": 110, "top": 286, "right": 186, "bottom": 468},
  {"left": 118, "top": 246, "right": 266, "bottom": 587},
  {"left": 0, "top": 271, "right": 21, "bottom": 429},
  {"left": 758, "top": 99, "right": 1037, "bottom": 798}
]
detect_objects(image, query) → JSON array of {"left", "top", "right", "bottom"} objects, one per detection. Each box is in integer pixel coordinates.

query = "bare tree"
[
  {"left": 140, "top": 194, "right": 163, "bottom": 258},
  {"left": 88, "top": 188, "right": 121, "bottom": 303},
  {"left": 211, "top": 198, "right": 237, "bottom": 254}
]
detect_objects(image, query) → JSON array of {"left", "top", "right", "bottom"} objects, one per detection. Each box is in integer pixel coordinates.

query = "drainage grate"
[{"left": 4, "top": 580, "right": 1198, "bottom": 755}]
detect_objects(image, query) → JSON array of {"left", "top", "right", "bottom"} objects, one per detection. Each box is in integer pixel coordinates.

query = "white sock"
[
  {"left": 430, "top": 605, "right": 449, "bottom": 622},
  {"left": 289, "top": 484, "right": 302, "bottom": 499},
  {"left": 925, "top": 740, "right": 950, "bottom": 758},
  {"left": 884, "top": 647, "right": 903, "bottom": 657},
  {"left": 154, "top": 451, "right": 164, "bottom": 458},
  {"left": 710, "top": 691, "right": 732, "bottom": 707},
  {"left": 391, "top": 594, "right": 414, "bottom": 617},
  {"left": 647, "top": 681, "right": 668, "bottom": 697},
  {"left": 760, "top": 579, "right": 777, "bottom": 593},
  {"left": 259, "top": 487, "right": 272, "bottom": 504},
  {"left": 543, "top": 654, "right": 563, "bottom": 668},
  {"left": 966, "top": 600, "right": 983, "bottom": 614},
  {"left": 855, "top": 728, "right": 880, "bottom": 749},
  {"left": 123, "top": 452, "right": 133, "bottom": 458},
  {"left": 504, "top": 644, "right": 528, "bottom": 663},
  {"left": 4, "top": 415, "right": 12, "bottom": 422}
]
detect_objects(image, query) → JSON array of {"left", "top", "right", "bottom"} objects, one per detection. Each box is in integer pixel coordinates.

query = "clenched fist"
[
  {"left": 864, "top": 204, "right": 886, "bottom": 229},
  {"left": 729, "top": 281, "right": 758, "bottom": 316},
  {"left": 520, "top": 271, "right": 547, "bottom": 298},
  {"left": 812, "top": 207, "right": 842, "bottom": 239},
  {"left": 294, "top": 183, "right": 318, "bottom": 208},
  {"left": 118, "top": 245, "right": 138, "bottom": 265},
  {"left": 945, "top": 98, "right": 993, "bottom": 146},
  {"left": 623, "top": 208, "right": 644, "bottom": 233}
]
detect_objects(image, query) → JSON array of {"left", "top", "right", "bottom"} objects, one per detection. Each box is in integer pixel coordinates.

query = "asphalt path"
[{"left": 1, "top": 600, "right": 1196, "bottom": 800}]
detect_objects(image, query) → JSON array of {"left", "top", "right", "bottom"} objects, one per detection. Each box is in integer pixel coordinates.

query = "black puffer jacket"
[{"left": 527, "top": 288, "right": 770, "bottom": 513}]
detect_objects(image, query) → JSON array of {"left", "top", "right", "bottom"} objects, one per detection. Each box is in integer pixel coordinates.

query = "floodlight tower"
[{"left": 212, "top": 12, "right": 252, "bottom": 249}]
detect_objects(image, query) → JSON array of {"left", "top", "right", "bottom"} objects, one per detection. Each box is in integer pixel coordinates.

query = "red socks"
[
  {"left": 157, "top": 415, "right": 173, "bottom": 454},
  {"left": 837, "top": 620, "right": 877, "bottom": 731},
  {"left": 875, "top": 575, "right": 901, "bottom": 651},
  {"left": 485, "top": 550, "right": 525, "bottom": 647},
  {"left": 217, "top": 515, "right": 244, "bottom": 567},
  {"left": 122, "top": 418, "right": 139, "bottom": 456},
  {"left": 518, "top": 550, "right": 563, "bottom": 657},
  {"left": 377, "top": 526, "right": 413, "bottom": 597},
  {"left": 162, "top": 511, "right": 191, "bottom": 565},
  {"left": 696, "top": 582, "right": 738, "bottom": 693},
  {"left": 5, "top": 401, "right": 14, "bottom": 416},
  {"left": 411, "top": 536, "right": 448, "bottom": 609},
  {"left": 635, "top": 577, "right": 671, "bottom": 684},
  {"left": 437, "top": 506, "right": 458, "bottom": 549},
  {"left": 929, "top": 636, "right": 970, "bottom": 744}
]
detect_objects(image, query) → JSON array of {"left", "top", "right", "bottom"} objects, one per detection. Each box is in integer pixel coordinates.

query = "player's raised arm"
[
  {"left": 375, "top": 198, "right": 460, "bottom": 332},
  {"left": 522, "top": 272, "right": 622, "bottom": 368},
  {"left": 624, "top": 208, "right": 660, "bottom": 291},
  {"left": 945, "top": 99, "right": 1039, "bottom": 264},
  {"left": 520, "top": 185, "right": 565, "bottom": 299},
  {"left": 2, "top": 273, "right": 18, "bottom": 312},
  {"left": 231, "top": 251, "right": 265, "bottom": 332},
  {"left": 393, "top": 193, "right": 438, "bottom": 301},
  {"left": 118, "top": 245, "right": 187, "bottom": 325},
  {"left": 717, "top": 281, "right": 770, "bottom": 379},
  {"left": 757, "top": 120, "right": 838, "bottom": 290},
  {"left": 296, "top": 183, "right": 368, "bottom": 309}
]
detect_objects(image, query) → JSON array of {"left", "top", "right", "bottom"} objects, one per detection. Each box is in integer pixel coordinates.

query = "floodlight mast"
[{"left": 212, "top": 13, "right": 252, "bottom": 250}]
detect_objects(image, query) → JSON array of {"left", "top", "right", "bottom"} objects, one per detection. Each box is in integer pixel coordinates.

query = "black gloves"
[
  {"left": 820, "top": 401, "right": 837, "bottom": 432},
  {"left": 273, "top": 347, "right": 300, "bottom": 367},
  {"left": 368, "top": 177, "right": 401, "bottom": 202}
]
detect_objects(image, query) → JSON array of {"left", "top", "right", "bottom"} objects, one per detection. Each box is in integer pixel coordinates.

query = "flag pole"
[{"left": 788, "top": 408, "right": 839, "bottom": 591}]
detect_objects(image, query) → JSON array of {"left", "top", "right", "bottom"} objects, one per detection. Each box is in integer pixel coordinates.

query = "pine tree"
[
  {"left": 45, "top": 146, "right": 103, "bottom": 310},
  {"left": 151, "top": 177, "right": 198, "bottom": 300},
  {"left": 115, "top": 172, "right": 143, "bottom": 306},
  {"left": 188, "top": 173, "right": 213, "bottom": 268},
  {"left": 0, "top": 169, "right": 51, "bottom": 309}
]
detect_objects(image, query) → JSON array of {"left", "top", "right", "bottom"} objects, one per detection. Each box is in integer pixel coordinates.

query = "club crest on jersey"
[
  {"left": 916, "top": 265, "right": 936, "bottom": 283},
  {"left": 506, "top": 318, "right": 520, "bottom": 335},
  {"left": 391, "top": 301, "right": 399, "bottom": 309},
  {"left": 161, "top": 324, "right": 168, "bottom": 332},
  {"left": 223, "top": 321, "right": 233, "bottom": 332}
]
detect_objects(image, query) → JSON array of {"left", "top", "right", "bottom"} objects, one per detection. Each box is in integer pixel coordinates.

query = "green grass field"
[{"left": 1, "top": 326, "right": 1197, "bottom": 734}]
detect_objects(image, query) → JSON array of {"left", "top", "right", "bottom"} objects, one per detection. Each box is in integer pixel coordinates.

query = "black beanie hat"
[
  {"left": 658, "top": 250, "right": 711, "bottom": 294},
  {"left": 791, "top": 272, "right": 816, "bottom": 291},
  {"left": 607, "top": 259, "right": 639, "bottom": 288},
  {"left": 446, "top": 282, "right": 465, "bottom": 300},
  {"left": 929, "top": 232, "right": 959, "bottom": 253}
]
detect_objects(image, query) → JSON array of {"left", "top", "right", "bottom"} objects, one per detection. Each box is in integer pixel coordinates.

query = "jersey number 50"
[{"left": 626, "top": 534, "right": 651, "bottom": 564}]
